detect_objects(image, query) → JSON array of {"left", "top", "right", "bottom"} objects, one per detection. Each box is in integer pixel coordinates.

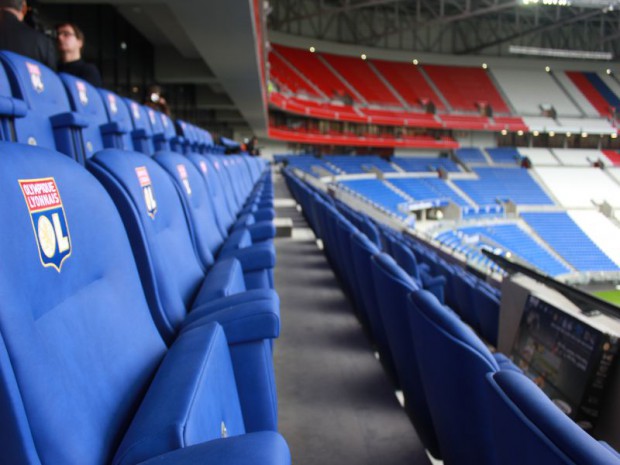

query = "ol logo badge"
[
  {"left": 26, "top": 62, "right": 44, "bottom": 93},
  {"left": 19, "top": 178, "right": 71, "bottom": 272},
  {"left": 135, "top": 166, "right": 157, "bottom": 219}
]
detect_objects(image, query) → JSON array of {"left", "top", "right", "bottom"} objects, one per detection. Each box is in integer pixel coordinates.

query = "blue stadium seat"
[
  {"left": 0, "top": 141, "right": 289, "bottom": 464},
  {"left": 407, "top": 289, "right": 516, "bottom": 465},
  {"left": 487, "top": 371, "right": 620, "bottom": 465},
  {"left": 370, "top": 253, "right": 441, "bottom": 459},
  {"left": 0, "top": 57, "right": 27, "bottom": 140}
]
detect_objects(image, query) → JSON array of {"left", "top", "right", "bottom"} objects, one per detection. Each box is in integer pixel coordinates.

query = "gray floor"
[{"left": 273, "top": 173, "right": 431, "bottom": 465}]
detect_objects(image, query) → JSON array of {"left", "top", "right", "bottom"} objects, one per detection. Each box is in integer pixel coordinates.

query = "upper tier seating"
[
  {"left": 454, "top": 167, "right": 554, "bottom": 206},
  {"left": 491, "top": 68, "right": 581, "bottom": 116},
  {"left": 445, "top": 224, "right": 570, "bottom": 276},
  {"left": 423, "top": 65, "right": 510, "bottom": 113},
  {"left": 339, "top": 179, "right": 409, "bottom": 218},
  {"left": 487, "top": 371, "right": 620, "bottom": 465},
  {"left": 389, "top": 177, "right": 470, "bottom": 207},
  {"left": 324, "top": 154, "right": 397, "bottom": 173},
  {"left": 565, "top": 71, "right": 612, "bottom": 117},
  {"left": 485, "top": 147, "right": 520, "bottom": 165},
  {"left": 554, "top": 71, "right": 600, "bottom": 117},
  {"left": 371, "top": 58, "right": 445, "bottom": 110},
  {"left": 534, "top": 167, "right": 620, "bottom": 208},
  {"left": 583, "top": 71, "right": 620, "bottom": 112},
  {"left": 320, "top": 53, "right": 401, "bottom": 106},
  {"left": 523, "top": 212, "right": 619, "bottom": 272},
  {"left": 0, "top": 141, "right": 290, "bottom": 465},
  {"left": 268, "top": 51, "right": 320, "bottom": 97},
  {"left": 392, "top": 156, "right": 461, "bottom": 172},
  {"left": 272, "top": 44, "right": 357, "bottom": 102}
]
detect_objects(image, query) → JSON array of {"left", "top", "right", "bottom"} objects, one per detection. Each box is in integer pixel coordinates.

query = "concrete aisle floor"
[{"left": 273, "top": 172, "right": 431, "bottom": 465}]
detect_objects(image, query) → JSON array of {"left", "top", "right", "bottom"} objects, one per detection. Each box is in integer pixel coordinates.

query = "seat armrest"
[
  {"left": 0, "top": 96, "right": 27, "bottom": 117},
  {"left": 221, "top": 228, "right": 252, "bottom": 253},
  {"left": 193, "top": 257, "right": 247, "bottom": 306},
  {"left": 184, "top": 296, "right": 280, "bottom": 344},
  {"left": 136, "top": 432, "right": 291, "bottom": 465},
  {"left": 50, "top": 111, "right": 89, "bottom": 129},
  {"left": 219, "top": 242, "right": 276, "bottom": 272},
  {"left": 100, "top": 121, "right": 128, "bottom": 136},
  {"left": 114, "top": 323, "right": 246, "bottom": 465},
  {"left": 252, "top": 208, "right": 275, "bottom": 221},
  {"left": 248, "top": 221, "right": 275, "bottom": 242}
]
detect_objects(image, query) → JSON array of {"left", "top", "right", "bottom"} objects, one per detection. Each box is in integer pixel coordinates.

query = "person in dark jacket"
[
  {"left": 0, "top": 0, "right": 56, "bottom": 70},
  {"left": 56, "top": 22, "right": 102, "bottom": 87}
]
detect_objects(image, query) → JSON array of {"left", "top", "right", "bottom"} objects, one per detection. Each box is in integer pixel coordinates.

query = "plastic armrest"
[
  {"left": 248, "top": 221, "right": 275, "bottom": 242},
  {"left": 137, "top": 432, "right": 291, "bottom": 465},
  {"left": 193, "top": 257, "right": 247, "bottom": 306},
  {"left": 50, "top": 111, "right": 89, "bottom": 129},
  {"left": 188, "top": 288, "right": 279, "bottom": 325},
  {"left": 0, "top": 96, "right": 27, "bottom": 117},
  {"left": 219, "top": 242, "right": 276, "bottom": 272},
  {"left": 221, "top": 228, "right": 253, "bottom": 253},
  {"left": 184, "top": 295, "right": 280, "bottom": 344},
  {"left": 100, "top": 121, "right": 128, "bottom": 136},
  {"left": 253, "top": 208, "right": 275, "bottom": 221}
]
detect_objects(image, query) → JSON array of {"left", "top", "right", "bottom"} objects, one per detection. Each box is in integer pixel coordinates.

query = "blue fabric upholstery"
[
  {"left": 370, "top": 253, "right": 441, "bottom": 458},
  {"left": 407, "top": 289, "right": 502, "bottom": 465},
  {"left": 0, "top": 51, "right": 83, "bottom": 158},
  {"left": 487, "top": 371, "right": 620, "bottom": 465},
  {"left": 0, "top": 141, "right": 288, "bottom": 464}
]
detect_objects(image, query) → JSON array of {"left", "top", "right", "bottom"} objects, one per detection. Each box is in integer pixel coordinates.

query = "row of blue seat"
[
  {"left": 0, "top": 51, "right": 290, "bottom": 464},
  {"left": 284, "top": 169, "right": 620, "bottom": 465}
]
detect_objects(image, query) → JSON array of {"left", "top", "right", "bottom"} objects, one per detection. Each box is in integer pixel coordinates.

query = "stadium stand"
[
  {"left": 438, "top": 224, "right": 571, "bottom": 276},
  {"left": 272, "top": 44, "right": 356, "bottom": 101},
  {"left": 566, "top": 70, "right": 614, "bottom": 117},
  {"left": 423, "top": 64, "right": 511, "bottom": 114},
  {"left": 517, "top": 148, "right": 560, "bottom": 166},
  {"left": 371, "top": 58, "right": 445, "bottom": 110},
  {"left": 562, "top": 210, "right": 620, "bottom": 267},
  {"left": 455, "top": 147, "right": 488, "bottom": 163},
  {"left": 391, "top": 156, "right": 461, "bottom": 172},
  {"left": 325, "top": 154, "right": 397, "bottom": 173},
  {"left": 554, "top": 71, "right": 601, "bottom": 117},
  {"left": 522, "top": 212, "right": 618, "bottom": 272},
  {"left": 454, "top": 167, "right": 554, "bottom": 206},
  {"left": 268, "top": 51, "right": 320, "bottom": 97},
  {"left": 320, "top": 53, "right": 401, "bottom": 106},
  {"left": 485, "top": 147, "right": 521, "bottom": 165},
  {"left": 339, "top": 178, "right": 409, "bottom": 218},
  {"left": 491, "top": 68, "right": 582, "bottom": 116},
  {"left": 552, "top": 148, "right": 614, "bottom": 166},
  {"left": 534, "top": 167, "right": 620, "bottom": 208},
  {"left": 389, "top": 177, "right": 470, "bottom": 206}
]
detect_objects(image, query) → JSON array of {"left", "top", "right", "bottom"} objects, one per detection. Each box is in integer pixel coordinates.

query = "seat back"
[
  {"left": 124, "top": 98, "right": 155, "bottom": 155},
  {"left": 88, "top": 149, "right": 206, "bottom": 343},
  {"left": 98, "top": 88, "right": 134, "bottom": 150},
  {"left": 370, "top": 253, "right": 441, "bottom": 458},
  {"left": 472, "top": 283, "right": 501, "bottom": 346},
  {"left": 487, "top": 371, "right": 620, "bottom": 465},
  {"left": 0, "top": 142, "right": 166, "bottom": 464},
  {"left": 407, "top": 289, "right": 501, "bottom": 465},
  {"left": 0, "top": 58, "right": 27, "bottom": 141},
  {"left": 391, "top": 239, "right": 422, "bottom": 282},
  {"left": 59, "top": 73, "right": 108, "bottom": 157},
  {"left": 0, "top": 51, "right": 74, "bottom": 154}
]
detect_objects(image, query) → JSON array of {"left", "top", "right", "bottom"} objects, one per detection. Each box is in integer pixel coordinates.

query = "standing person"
[
  {"left": 56, "top": 22, "right": 102, "bottom": 87},
  {"left": 0, "top": 0, "right": 56, "bottom": 69}
]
